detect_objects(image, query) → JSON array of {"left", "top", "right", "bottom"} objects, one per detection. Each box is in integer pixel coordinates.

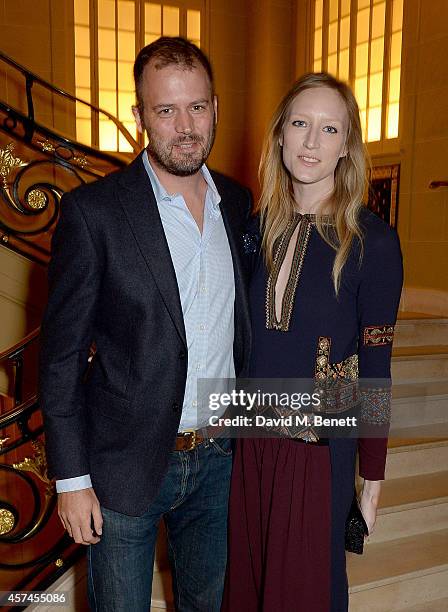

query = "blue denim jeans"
[{"left": 87, "top": 437, "right": 232, "bottom": 612}]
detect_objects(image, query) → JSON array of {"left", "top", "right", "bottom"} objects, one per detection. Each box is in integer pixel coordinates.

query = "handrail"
[
  {"left": 0, "top": 51, "right": 140, "bottom": 154},
  {"left": 0, "top": 327, "right": 40, "bottom": 363},
  {"left": 429, "top": 181, "right": 448, "bottom": 189},
  {"left": 0, "top": 393, "right": 38, "bottom": 429}
]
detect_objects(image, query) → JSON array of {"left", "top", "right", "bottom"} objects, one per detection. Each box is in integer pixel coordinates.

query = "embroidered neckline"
[{"left": 265, "top": 215, "right": 313, "bottom": 332}]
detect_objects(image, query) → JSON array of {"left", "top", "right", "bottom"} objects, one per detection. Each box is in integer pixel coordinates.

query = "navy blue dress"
[{"left": 223, "top": 208, "right": 403, "bottom": 611}]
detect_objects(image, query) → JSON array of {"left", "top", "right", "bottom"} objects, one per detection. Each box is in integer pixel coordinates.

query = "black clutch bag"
[{"left": 345, "top": 489, "right": 369, "bottom": 554}]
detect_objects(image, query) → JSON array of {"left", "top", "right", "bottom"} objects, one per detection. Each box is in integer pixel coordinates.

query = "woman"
[{"left": 222, "top": 73, "right": 403, "bottom": 611}]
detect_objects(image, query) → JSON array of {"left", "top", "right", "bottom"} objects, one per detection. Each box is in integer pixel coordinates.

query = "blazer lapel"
[
  {"left": 219, "top": 190, "right": 251, "bottom": 372},
  {"left": 117, "top": 154, "right": 187, "bottom": 347}
]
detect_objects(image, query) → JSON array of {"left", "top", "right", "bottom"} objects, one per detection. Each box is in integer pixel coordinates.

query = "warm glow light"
[
  {"left": 313, "top": 0, "right": 403, "bottom": 143},
  {"left": 386, "top": 0, "right": 403, "bottom": 138},
  {"left": 386, "top": 102, "right": 399, "bottom": 138},
  {"left": 163, "top": 6, "right": 180, "bottom": 36},
  {"left": 187, "top": 9, "right": 200, "bottom": 46},
  {"left": 145, "top": 3, "right": 162, "bottom": 44},
  {"left": 75, "top": 0, "right": 91, "bottom": 146},
  {"left": 367, "top": 106, "right": 382, "bottom": 142}
]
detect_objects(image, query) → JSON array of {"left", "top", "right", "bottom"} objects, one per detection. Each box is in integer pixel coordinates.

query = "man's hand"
[
  {"left": 359, "top": 479, "right": 381, "bottom": 535},
  {"left": 58, "top": 488, "right": 103, "bottom": 545}
]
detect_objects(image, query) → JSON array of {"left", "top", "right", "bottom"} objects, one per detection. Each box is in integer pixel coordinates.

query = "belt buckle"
[{"left": 182, "top": 429, "right": 198, "bottom": 451}]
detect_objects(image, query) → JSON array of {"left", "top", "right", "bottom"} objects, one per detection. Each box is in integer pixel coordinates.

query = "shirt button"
[
  {"left": 196, "top": 363, "right": 202, "bottom": 371},
  {"left": 200, "top": 285, "right": 207, "bottom": 294},
  {"left": 199, "top": 324, "right": 206, "bottom": 331},
  {"left": 192, "top": 400, "right": 198, "bottom": 407}
]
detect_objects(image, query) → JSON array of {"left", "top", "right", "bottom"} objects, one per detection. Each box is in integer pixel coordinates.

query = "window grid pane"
[
  {"left": 314, "top": 27, "right": 323, "bottom": 60},
  {"left": 315, "top": 0, "right": 323, "bottom": 29},
  {"left": 163, "top": 6, "right": 180, "bottom": 36},
  {"left": 312, "top": 0, "right": 403, "bottom": 142},
  {"left": 387, "top": 0, "right": 403, "bottom": 139},
  {"left": 187, "top": 9, "right": 201, "bottom": 45},
  {"left": 145, "top": 3, "right": 162, "bottom": 43},
  {"left": 371, "top": 2, "right": 386, "bottom": 39},
  {"left": 75, "top": 0, "right": 91, "bottom": 146}
]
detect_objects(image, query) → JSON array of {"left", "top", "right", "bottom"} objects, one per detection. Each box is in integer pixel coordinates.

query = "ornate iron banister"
[
  {"left": 0, "top": 53, "right": 140, "bottom": 605},
  {"left": 0, "top": 51, "right": 140, "bottom": 154},
  {"left": 0, "top": 329, "right": 40, "bottom": 364},
  {"left": 0, "top": 329, "right": 83, "bottom": 602}
]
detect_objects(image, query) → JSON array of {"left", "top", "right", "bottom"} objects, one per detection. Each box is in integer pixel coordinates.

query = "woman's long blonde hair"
[{"left": 257, "top": 72, "right": 367, "bottom": 293}]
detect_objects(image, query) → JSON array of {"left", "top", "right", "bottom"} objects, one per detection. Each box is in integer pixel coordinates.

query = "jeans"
[{"left": 87, "top": 438, "right": 232, "bottom": 612}]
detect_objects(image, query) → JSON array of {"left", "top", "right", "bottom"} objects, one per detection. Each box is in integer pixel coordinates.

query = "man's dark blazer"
[{"left": 39, "top": 152, "right": 252, "bottom": 516}]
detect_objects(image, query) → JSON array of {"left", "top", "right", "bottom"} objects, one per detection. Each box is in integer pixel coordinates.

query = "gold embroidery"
[
  {"left": 315, "top": 336, "right": 332, "bottom": 380},
  {"left": 266, "top": 215, "right": 313, "bottom": 332},
  {"left": 314, "top": 337, "right": 359, "bottom": 414},
  {"left": 363, "top": 325, "right": 395, "bottom": 347},
  {"left": 253, "top": 403, "right": 320, "bottom": 442},
  {"left": 328, "top": 354, "right": 358, "bottom": 380},
  {"left": 360, "top": 388, "right": 392, "bottom": 425}
]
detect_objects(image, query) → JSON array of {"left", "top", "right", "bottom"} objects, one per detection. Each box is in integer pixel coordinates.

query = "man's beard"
[{"left": 146, "top": 126, "right": 216, "bottom": 177}]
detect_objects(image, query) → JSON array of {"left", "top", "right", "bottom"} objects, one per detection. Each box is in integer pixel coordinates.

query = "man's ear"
[
  {"left": 132, "top": 105, "right": 144, "bottom": 135},
  {"left": 213, "top": 95, "right": 218, "bottom": 124}
]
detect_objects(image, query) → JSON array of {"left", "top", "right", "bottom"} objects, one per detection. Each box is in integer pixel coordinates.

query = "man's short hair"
[{"left": 133, "top": 36, "right": 214, "bottom": 109}]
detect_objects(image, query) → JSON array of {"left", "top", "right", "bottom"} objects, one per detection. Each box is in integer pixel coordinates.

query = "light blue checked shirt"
[{"left": 56, "top": 152, "right": 235, "bottom": 492}]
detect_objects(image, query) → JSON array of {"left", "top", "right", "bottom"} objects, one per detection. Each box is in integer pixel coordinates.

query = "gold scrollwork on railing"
[
  {"left": 38, "top": 139, "right": 55, "bottom": 154},
  {"left": 13, "top": 439, "right": 51, "bottom": 490},
  {"left": 0, "top": 142, "right": 27, "bottom": 188},
  {"left": 0, "top": 508, "right": 15, "bottom": 535},
  {"left": 27, "top": 188, "right": 47, "bottom": 210},
  {"left": 37, "top": 139, "right": 89, "bottom": 169}
]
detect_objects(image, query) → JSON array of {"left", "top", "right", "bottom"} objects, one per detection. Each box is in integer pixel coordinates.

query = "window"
[
  {"left": 312, "top": 0, "right": 403, "bottom": 143},
  {"left": 74, "top": 0, "right": 204, "bottom": 152}
]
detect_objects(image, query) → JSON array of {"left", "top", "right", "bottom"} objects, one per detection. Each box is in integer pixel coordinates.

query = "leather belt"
[{"left": 174, "top": 429, "right": 206, "bottom": 451}]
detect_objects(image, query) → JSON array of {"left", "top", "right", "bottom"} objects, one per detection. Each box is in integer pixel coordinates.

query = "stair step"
[
  {"left": 397, "top": 312, "right": 441, "bottom": 320},
  {"left": 393, "top": 379, "right": 448, "bottom": 399},
  {"left": 399, "top": 597, "right": 448, "bottom": 611},
  {"left": 385, "top": 440, "right": 448, "bottom": 479},
  {"left": 391, "top": 389, "right": 448, "bottom": 430},
  {"left": 389, "top": 424, "right": 448, "bottom": 440},
  {"left": 372, "top": 500, "right": 448, "bottom": 544},
  {"left": 369, "top": 471, "right": 448, "bottom": 543},
  {"left": 348, "top": 529, "right": 448, "bottom": 611},
  {"left": 394, "top": 318, "right": 448, "bottom": 348},
  {"left": 392, "top": 346, "right": 448, "bottom": 382},
  {"left": 380, "top": 471, "right": 448, "bottom": 508}
]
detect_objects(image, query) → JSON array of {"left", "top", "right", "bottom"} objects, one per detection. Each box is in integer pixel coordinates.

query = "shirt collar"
[{"left": 142, "top": 149, "right": 221, "bottom": 210}]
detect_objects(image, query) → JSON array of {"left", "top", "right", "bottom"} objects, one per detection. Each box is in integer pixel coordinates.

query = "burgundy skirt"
[{"left": 222, "top": 438, "right": 332, "bottom": 612}]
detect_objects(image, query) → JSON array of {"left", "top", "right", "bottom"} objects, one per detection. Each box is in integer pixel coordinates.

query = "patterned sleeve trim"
[
  {"left": 360, "top": 387, "right": 392, "bottom": 425},
  {"left": 363, "top": 324, "right": 395, "bottom": 347}
]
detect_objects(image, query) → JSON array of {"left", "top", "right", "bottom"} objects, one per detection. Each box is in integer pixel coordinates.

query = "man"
[{"left": 39, "top": 37, "right": 251, "bottom": 612}]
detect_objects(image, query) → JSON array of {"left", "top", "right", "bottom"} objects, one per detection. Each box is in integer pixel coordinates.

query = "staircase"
[
  {"left": 348, "top": 314, "right": 448, "bottom": 611},
  {"left": 0, "top": 50, "right": 138, "bottom": 604}
]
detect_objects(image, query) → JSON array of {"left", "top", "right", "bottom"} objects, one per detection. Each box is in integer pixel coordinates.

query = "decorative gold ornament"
[
  {"left": 55, "top": 558, "right": 64, "bottom": 568},
  {"left": 13, "top": 439, "right": 51, "bottom": 487},
  {"left": 38, "top": 139, "right": 56, "bottom": 153},
  {"left": 0, "top": 508, "right": 15, "bottom": 535},
  {"left": 0, "top": 436, "right": 10, "bottom": 450},
  {"left": 73, "top": 154, "right": 88, "bottom": 168},
  {"left": 0, "top": 142, "right": 26, "bottom": 189},
  {"left": 27, "top": 188, "right": 47, "bottom": 210}
]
